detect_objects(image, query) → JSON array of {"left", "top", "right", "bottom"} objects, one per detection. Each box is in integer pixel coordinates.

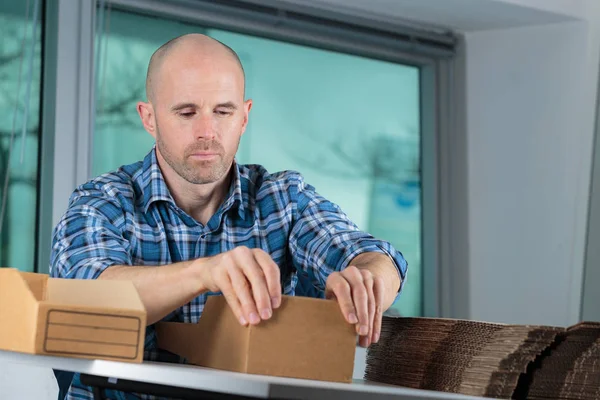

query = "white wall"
[
  {"left": 495, "top": 0, "right": 586, "bottom": 20},
  {"left": 580, "top": 1, "right": 600, "bottom": 322},
  {"left": 582, "top": 105, "right": 600, "bottom": 321},
  {"left": 463, "top": 12, "right": 600, "bottom": 325}
]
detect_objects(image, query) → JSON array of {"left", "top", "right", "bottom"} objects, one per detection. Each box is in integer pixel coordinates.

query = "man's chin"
[{"left": 186, "top": 168, "right": 227, "bottom": 185}]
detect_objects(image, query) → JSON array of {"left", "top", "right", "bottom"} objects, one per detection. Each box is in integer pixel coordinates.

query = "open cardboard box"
[
  {"left": 0, "top": 268, "right": 146, "bottom": 362},
  {"left": 157, "top": 295, "right": 357, "bottom": 383}
]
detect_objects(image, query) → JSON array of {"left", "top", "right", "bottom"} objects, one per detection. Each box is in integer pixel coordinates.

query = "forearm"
[
  {"left": 99, "top": 260, "right": 206, "bottom": 325},
  {"left": 350, "top": 252, "right": 401, "bottom": 310}
]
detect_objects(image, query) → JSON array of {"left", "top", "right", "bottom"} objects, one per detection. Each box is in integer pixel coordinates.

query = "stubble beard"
[{"left": 156, "top": 131, "right": 238, "bottom": 185}]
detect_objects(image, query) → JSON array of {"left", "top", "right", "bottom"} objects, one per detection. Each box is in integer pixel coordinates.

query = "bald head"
[{"left": 145, "top": 33, "right": 245, "bottom": 103}]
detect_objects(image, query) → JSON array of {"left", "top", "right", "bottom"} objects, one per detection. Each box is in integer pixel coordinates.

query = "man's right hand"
[{"left": 198, "top": 246, "right": 282, "bottom": 326}]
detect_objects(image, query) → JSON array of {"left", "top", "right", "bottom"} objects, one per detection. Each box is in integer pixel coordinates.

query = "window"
[
  {"left": 94, "top": 8, "right": 423, "bottom": 316},
  {"left": 0, "top": 1, "right": 42, "bottom": 272}
]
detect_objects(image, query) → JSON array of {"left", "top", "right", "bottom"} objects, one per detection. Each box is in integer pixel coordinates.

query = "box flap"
[
  {"left": 157, "top": 296, "right": 249, "bottom": 371},
  {"left": 247, "top": 296, "right": 356, "bottom": 382},
  {"left": 46, "top": 277, "right": 145, "bottom": 311},
  {"left": 0, "top": 268, "right": 39, "bottom": 352},
  {"left": 20, "top": 271, "right": 48, "bottom": 301}
]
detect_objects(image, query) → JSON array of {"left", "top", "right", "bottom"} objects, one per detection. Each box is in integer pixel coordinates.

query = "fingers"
[
  {"left": 218, "top": 273, "right": 248, "bottom": 326},
  {"left": 213, "top": 247, "right": 282, "bottom": 326},
  {"left": 253, "top": 249, "right": 282, "bottom": 309},
  {"left": 228, "top": 263, "right": 261, "bottom": 325},
  {"left": 327, "top": 266, "right": 383, "bottom": 348},
  {"left": 345, "top": 268, "right": 369, "bottom": 337},
  {"left": 236, "top": 257, "right": 271, "bottom": 323},
  {"left": 362, "top": 269, "right": 376, "bottom": 347},
  {"left": 326, "top": 272, "right": 359, "bottom": 325},
  {"left": 373, "top": 276, "right": 385, "bottom": 344}
]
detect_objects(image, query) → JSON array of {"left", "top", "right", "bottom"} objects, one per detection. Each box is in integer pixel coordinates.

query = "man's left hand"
[{"left": 325, "top": 265, "right": 384, "bottom": 348}]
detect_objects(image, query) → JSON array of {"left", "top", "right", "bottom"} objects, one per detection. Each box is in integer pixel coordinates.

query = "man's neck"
[{"left": 157, "top": 158, "right": 233, "bottom": 226}]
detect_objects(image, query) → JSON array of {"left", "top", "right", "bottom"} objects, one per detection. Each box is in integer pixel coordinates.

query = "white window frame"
[{"left": 38, "top": 0, "right": 96, "bottom": 275}]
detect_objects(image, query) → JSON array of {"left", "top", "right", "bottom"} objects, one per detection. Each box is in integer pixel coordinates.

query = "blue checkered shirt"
[{"left": 50, "top": 147, "right": 407, "bottom": 399}]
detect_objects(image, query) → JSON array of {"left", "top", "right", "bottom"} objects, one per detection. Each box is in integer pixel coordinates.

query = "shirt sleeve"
[
  {"left": 287, "top": 174, "right": 408, "bottom": 296},
  {"left": 50, "top": 185, "right": 132, "bottom": 280}
]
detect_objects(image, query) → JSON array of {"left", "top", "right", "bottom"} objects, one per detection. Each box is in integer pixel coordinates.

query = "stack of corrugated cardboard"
[
  {"left": 527, "top": 322, "right": 600, "bottom": 400},
  {"left": 365, "top": 317, "right": 600, "bottom": 399}
]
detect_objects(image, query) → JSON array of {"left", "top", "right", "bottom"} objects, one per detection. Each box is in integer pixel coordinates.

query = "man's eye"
[
  {"left": 215, "top": 110, "right": 232, "bottom": 116},
  {"left": 180, "top": 112, "right": 195, "bottom": 118}
]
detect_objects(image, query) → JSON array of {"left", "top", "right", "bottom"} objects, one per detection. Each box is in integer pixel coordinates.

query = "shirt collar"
[
  {"left": 221, "top": 160, "right": 246, "bottom": 219},
  {"left": 140, "top": 147, "right": 245, "bottom": 219}
]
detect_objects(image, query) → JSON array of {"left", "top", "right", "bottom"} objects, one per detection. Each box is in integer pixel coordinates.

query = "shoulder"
[
  {"left": 52, "top": 162, "right": 144, "bottom": 247},
  {"left": 237, "top": 163, "right": 314, "bottom": 199},
  {"left": 67, "top": 160, "right": 144, "bottom": 218}
]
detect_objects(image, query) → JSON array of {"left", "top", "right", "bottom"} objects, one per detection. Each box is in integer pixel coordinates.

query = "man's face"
[{"left": 149, "top": 52, "right": 251, "bottom": 184}]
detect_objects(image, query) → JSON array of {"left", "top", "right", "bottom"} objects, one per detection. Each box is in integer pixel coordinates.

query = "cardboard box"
[
  {"left": 156, "top": 295, "right": 357, "bottom": 383},
  {"left": 0, "top": 268, "right": 146, "bottom": 362}
]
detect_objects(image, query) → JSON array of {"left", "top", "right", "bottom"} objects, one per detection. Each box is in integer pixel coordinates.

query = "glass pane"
[
  {"left": 212, "top": 30, "right": 422, "bottom": 317},
  {"left": 94, "top": 9, "right": 422, "bottom": 316},
  {"left": 0, "top": 1, "right": 42, "bottom": 272}
]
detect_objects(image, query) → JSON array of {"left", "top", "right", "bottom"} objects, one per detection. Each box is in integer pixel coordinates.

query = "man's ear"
[
  {"left": 240, "top": 99, "right": 253, "bottom": 136},
  {"left": 137, "top": 101, "right": 157, "bottom": 138}
]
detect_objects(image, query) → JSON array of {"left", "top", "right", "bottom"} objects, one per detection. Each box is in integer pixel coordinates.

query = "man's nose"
[{"left": 194, "top": 114, "right": 216, "bottom": 140}]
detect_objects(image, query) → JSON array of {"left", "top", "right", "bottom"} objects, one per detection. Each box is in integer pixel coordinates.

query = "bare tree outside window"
[{"left": 0, "top": 7, "right": 41, "bottom": 271}]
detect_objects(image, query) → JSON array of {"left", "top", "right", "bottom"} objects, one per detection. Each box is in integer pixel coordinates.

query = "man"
[{"left": 50, "top": 33, "right": 407, "bottom": 399}]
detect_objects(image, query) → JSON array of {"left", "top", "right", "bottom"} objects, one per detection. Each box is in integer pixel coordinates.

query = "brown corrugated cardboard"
[
  {"left": 365, "top": 317, "right": 600, "bottom": 400},
  {"left": 0, "top": 268, "right": 146, "bottom": 362},
  {"left": 156, "top": 295, "right": 357, "bottom": 383}
]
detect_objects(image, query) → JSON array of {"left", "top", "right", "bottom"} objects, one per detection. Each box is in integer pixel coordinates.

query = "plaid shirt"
[{"left": 50, "top": 147, "right": 407, "bottom": 399}]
